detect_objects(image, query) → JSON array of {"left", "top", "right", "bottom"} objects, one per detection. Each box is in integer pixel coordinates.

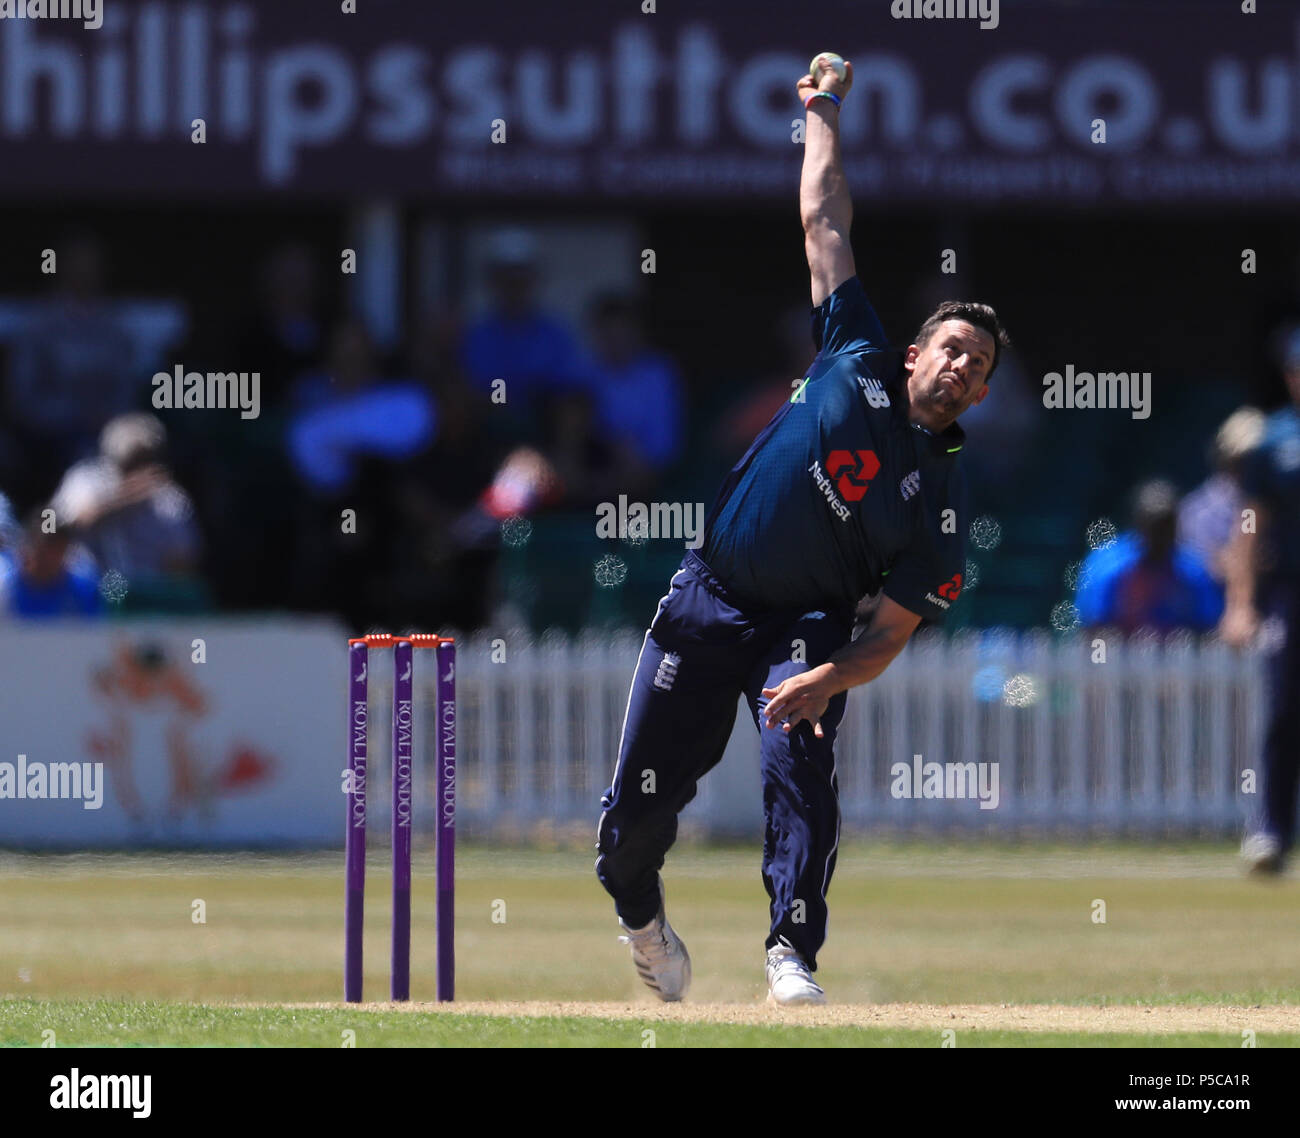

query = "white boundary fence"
[{"left": 372, "top": 629, "right": 1264, "bottom": 841}]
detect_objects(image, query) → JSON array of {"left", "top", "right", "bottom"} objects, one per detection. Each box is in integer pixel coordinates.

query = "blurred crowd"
[
  {"left": 0, "top": 228, "right": 691, "bottom": 629},
  {"left": 1072, "top": 323, "right": 1300, "bottom": 640},
  {"left": 3, "top": 225, "right": 1298, "bottom": 641}
]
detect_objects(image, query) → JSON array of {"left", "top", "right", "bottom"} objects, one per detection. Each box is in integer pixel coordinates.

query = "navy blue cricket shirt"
[{"left": 701, "top": 276, "right": 968, "bottom": 622}]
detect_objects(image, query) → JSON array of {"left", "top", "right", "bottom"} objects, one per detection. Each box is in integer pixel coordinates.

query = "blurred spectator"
[
  {"left": 402, "top": 309, "right": 505, "bottom": 525},
  {"left": 579, "top": 291, "right": 684, "bottom": 478},
  {"left": 1075, "top": 479, "right": 1223, "bottom": 634},
  {"left": 543, "top": 389, "right": 629, "bottom": 506},
  {"left": 375, "top": 310, "right": 571, "bottom": 630},
  {"left": 288, "top": 321, "right": 435, "bottom": 494},
  {"left": 420, "top": 329, "right": 563, "bottom": 520},
  {"left": 5, "top": 233, "right": 136, "bottom": 490},
  {"left": 51, "top": 414, "right": 203, "bottom": 604},
  {"left": 0, "top": 509, "right": 103, "bottom": 618},
  {"left": 237, "top": 242, "right": 330, "bottom": 412},
  {"left": 287, "top": 320, "right": 435, "bottom": 626},
  {"left": 1178, "top": 406, "right": 1266, "bottom": 585},
  {"left": 460, "top": 228, "right": 585, "bottom": 417},
  {"left": 715, "top": 302, "right": 816, "bottom": 457},
  {"left": 202, "top": 241, "right": 330, "bottom": 610}
]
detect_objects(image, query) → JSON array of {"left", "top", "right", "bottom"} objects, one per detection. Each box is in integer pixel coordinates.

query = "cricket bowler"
[{"left": 595, "top": 54, "right": 1010, "bottom": 1004}]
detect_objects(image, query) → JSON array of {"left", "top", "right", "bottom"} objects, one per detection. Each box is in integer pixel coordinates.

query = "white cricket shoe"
[
  {"left": 766, "top": 943, "right": 826, "bottom": 1006},
  {"left": 618, "top": 883, "right": 691, "bottom": 1002},
  {"left": 1241, "top": 832, "right": 1285, "bottom": 876}
]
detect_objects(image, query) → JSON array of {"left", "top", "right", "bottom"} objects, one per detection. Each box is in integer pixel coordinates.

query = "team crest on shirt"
[
  {"left": 653, "top": 652, "right": 681, "bottom": 692},
  {"left": 856, "top": 375, "right": 891, "bottom": 408},
  {"left": 899, "top": 470, "right": 921, "bottom": 500}
]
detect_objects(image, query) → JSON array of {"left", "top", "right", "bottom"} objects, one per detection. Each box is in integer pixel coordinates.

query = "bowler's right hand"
[{"left": 797, "top": 56, "right": 853, "bottom": 102}]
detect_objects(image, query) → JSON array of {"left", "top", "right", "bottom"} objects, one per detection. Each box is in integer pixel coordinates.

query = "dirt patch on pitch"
[{"left": 289, "top": 1000, "right": 1299, "bottom": 1034}]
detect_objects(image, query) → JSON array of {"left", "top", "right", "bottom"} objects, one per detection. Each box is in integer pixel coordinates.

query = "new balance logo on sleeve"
[{"left": 856, "top": 375, "right": 891, "bottom": 408}]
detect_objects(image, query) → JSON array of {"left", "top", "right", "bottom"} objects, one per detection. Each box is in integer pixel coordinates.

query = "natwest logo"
[
  {"left": 826, "top": 449, "right": 880, "bottom": 502},
  {"left": 937, "top": 574, "right": 963, "bottom": 600}
]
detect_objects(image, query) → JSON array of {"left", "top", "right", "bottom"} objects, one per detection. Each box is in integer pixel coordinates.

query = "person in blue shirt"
[
  {"left": 0, "top": 511, "right": 103, "bottom": 618},
  {"left": 595, "top": 56, "right": 1009, "bottom": 1006},
  {"left": 1075, "top": 480, "right": 1223, "bottom": 634},
  {"left": 1179, "top": 407, "right": 1266, "bottom": 586},
  {"left": 1222, "top": 328, "right": 1300, "bottom": 874},
  {"left": 459, "top": 229, "right": 585, "bottom": 421},
  {"left": 580, "top": 291, "right": 684, "bottom": 476}
]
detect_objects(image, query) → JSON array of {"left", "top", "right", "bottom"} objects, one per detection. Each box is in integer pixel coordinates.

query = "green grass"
[
  {"left": 2, "top": 999, "right": 1296, "bottom": 1048},
  {"left": 1, "top": 841, "right": 1297, "bottom": 1045}
]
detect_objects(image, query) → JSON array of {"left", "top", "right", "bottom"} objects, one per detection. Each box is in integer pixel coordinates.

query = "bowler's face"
[{"left": 905, "top": 319, "right": 993, "bottom": 426}]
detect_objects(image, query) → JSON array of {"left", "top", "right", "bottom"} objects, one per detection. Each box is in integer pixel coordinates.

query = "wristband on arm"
[{"left": 803, "top": 91, "right": 842, "bottom": 110}]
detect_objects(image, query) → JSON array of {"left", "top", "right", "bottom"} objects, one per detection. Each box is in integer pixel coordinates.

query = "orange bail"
[{"left": 347, "top": 633, "right": 451, "bottom": 647}]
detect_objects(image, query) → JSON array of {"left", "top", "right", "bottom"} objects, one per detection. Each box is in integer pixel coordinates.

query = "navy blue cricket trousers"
[
  {"left": 1257, "top": 578, "right": 1300, "bottom": 849},
  {"left": 595, "top": 551, "right": 853, "bottom": 969}
]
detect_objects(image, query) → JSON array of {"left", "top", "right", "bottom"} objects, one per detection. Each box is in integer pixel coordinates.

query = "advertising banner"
[
  {"left": 0, "top": 1, "right": 1295, "bottom": 205},
  {"left": 0, "top": 619, "right": 346, "bottom": 846}
]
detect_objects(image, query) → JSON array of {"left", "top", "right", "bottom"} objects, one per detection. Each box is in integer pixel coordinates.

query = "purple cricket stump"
[
  {"left": 390, "top": 640, "right": 414, "bottom": 1002},
  {"left": 344, "top": 642, "right": 369, "bottom": 1003},
  {"left": 435, "top": 639, "right": 457, "bottom": 1002}
]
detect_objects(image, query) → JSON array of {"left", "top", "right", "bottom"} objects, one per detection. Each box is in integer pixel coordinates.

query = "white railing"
[{"left": 363, "top": 629, "right": 1264, "bottom": 839}]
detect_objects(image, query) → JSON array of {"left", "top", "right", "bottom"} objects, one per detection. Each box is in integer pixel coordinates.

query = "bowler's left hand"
[{"left": 762, "top": 666, "right": 837, "bottom": 738}]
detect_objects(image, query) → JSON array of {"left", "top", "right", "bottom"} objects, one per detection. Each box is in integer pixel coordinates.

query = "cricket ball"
[{"left": 809, "top": 52, "right": 847, "bottom": 86}]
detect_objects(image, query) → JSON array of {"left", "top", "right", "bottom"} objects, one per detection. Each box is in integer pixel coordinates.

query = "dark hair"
[
  {"left": 1130, "top": 478, "right": 1179, "bottom": 558},
  {"left": 913, "top": 301, "right": 1010, "bottom": 377}
]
